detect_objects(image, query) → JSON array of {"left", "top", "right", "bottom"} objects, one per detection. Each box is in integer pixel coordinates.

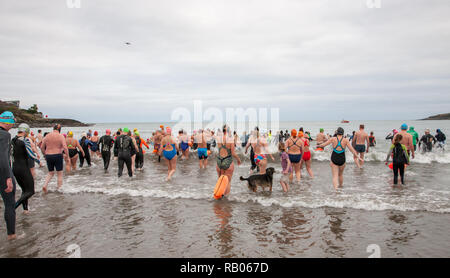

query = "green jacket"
[{"left": 407, "top": 127, "right": 419, "bottom": 146}]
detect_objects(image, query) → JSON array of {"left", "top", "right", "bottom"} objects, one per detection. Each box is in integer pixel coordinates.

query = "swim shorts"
[
  {"left": 288, "top": 154, "right": 302, "bottom": 163},
  {"left": 302, "top": 151, "right": 311, "bottom": 161},
  {"left": 45, "top": 154, "right": 64, "bottom": 172},
  {"left": 198, "top": 148, "right": 208, "bottom": 160},
  {"left": 355, "top": 144, "right": 366, "bottom": 153}
]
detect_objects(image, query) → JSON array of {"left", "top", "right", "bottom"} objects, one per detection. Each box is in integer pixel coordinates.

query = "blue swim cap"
[
  {"left": 0, "top": 111, "right": 15, "bottom": 125},
  {"left": 401, "top": 123, "right": 408, "bottom": 130},
  {"left": 437, "top": 129, "right": 441, "bottom": 133}
]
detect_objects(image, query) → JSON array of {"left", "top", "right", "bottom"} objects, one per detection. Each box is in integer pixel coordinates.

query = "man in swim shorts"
[
  {"left": 394, "top": 124, "right": 415, "bottom": 159},
  {"left": 316, "top": 128, "right": 327, "bottom": 149},
  {"left": 352, "top": 124, "right": 370, "bottom": 167},
  {"left": 40, "top": 124, "right": 69, "bottom": 193},
  {"left": 196, "top": 129, "right": 208, "bottom": 169}
]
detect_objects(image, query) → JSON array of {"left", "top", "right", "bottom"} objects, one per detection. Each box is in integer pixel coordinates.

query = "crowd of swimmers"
[{"left": 0, "top": 110, "right": 447, "bottom": 240}]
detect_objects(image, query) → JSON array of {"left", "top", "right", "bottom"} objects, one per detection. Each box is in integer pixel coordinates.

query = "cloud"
[{"left": 0, "top": 0, "right": 449, "bottom": 122}]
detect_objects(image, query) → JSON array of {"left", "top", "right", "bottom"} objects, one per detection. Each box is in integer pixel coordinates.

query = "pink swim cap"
[{"left": 106, "top": 129, "right": 111, "bottom": 135}]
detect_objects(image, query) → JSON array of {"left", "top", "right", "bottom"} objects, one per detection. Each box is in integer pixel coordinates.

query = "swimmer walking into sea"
[
  {"left": 317, "top": 127, "right": 363, "bottom": 190},
  {"left": 159, "top": 127, "right": 179, "bottom": 181},
  {"left": 352, "top": 124, "right": 370, "bottom": 167},
  {"left": 216, "top": 125, "right": 241, "bottom": 197}
]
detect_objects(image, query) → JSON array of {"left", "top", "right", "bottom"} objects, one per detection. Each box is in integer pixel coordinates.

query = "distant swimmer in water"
[
  {"left": 159, "top": 127, "right": 179, "bottom": 181},
  {"left": 385, "top": 134, "right": 410, "bottom": 186},
  {"left": 285, "top": 129, "right": 304, "bottom": 183},
  {"left": 65, "top": 131, "right": 84, "bottom": 173},
  {"left": 368, "top": 132, "right": 376, "bottom": 148},
  {"left": 351, "top": 124, "right": 370, "bottom": 167},
  {"left": 317, "top": 127, "right": 363, "bottom": 190},
  {"left": 40, "top": 124, "right": 69, "bottom": 193},
  {"left": 299, "top": 131, "right": 313, "bottom": 178},
  {"left": 394, "top": 124, "right": 415, "bottom": 159},
  {"left": 216, "top": 125, "right": 241, "bottom": 197},
  {"left": 178, "top": 130, "right": 190, "bottom": 160},
  {"left": 98, "top": 129, "right": 114, "bottom": 171},
  {"left": 196, "top": 129, "right": 208, "bottom": 169}
]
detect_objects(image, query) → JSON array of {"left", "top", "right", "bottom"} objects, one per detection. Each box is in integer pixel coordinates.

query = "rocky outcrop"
[
  {"left": 0, "top": 100, "right": 92, "bottom": 128},
  {"left": 421, "top": 113, "right": 450, "bottom": 120}
]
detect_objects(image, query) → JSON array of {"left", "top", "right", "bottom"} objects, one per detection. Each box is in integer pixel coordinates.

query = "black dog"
[{"left": 240, "top": 167, "right": 275, "bottom": 192}]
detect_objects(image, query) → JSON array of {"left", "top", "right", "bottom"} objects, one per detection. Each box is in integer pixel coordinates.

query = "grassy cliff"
[{"left": 0, "top": 101, "right": 91, "bottom": 128}]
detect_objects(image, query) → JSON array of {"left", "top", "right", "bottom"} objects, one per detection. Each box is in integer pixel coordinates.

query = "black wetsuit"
[
  {"left": 249, "top": 146, "right": 260, "bottom": 172},
  {"left": 115, "top": 135, "right": 134, "bottom": 177},
  {"left": 99, "top": 135, "right": 114, "bottom": 170},
  {"left": 11, "top": 136, "right": 35, "bottom": 211},
  {"left": 0, "top": 127, "right": 16, "bottom": 236},
  {"left": 392, "top": 143, "right": 409, "bottom": 185},
  {"left": 79, "top": 137, "right": 92, "bottom": 167},
  {"left": 419, "top": 134, "right": 436, "bottom": 152},
  {"left": 135, "top": 137, "right": 144, "bottom": 169}
]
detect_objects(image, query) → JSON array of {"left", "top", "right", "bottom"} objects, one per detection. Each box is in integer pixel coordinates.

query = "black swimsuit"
[{"left": 331, "top": 137, "right": 346, "bottom": 166}]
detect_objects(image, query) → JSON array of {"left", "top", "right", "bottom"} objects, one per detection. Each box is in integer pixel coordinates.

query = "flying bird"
[{"left": 125, "top": 42, "right": 131, "bottom": 45}]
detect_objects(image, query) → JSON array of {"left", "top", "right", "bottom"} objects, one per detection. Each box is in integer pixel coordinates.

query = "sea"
[{"left": 1, "top": 120, "right": 449, "bottom": 257}]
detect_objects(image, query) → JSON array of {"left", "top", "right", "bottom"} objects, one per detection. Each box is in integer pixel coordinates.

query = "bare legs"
[
  {"left": 216, "top": 163, "right": 235, "bottom": 196},
  {"left": 42, "top": 171, "right": 63, "bottom": 193},
  {"left": 199, "top": 158, "right": 208, "bottom": 169},
  {"left": 330, "top": 162, "right": 346, "bottom": 190},
  {"left": 165, "top": 156, "right": 177, "bottom": 181},
  {"left": 300, "top": 159, "right": 314, "bottom": 178},
  {"left": 289, "top": 162, "right": 301, "bottom": 183}
]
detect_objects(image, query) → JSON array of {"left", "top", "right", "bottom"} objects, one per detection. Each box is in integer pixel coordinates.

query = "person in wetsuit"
[
  {"left": 134, "top": 131, "right": 149, "bottom": 171},
  {"left": 369, "top": 132, "right": 376, "bottom": 148},
  {"left": 317, "top": 127, "right": 362, "bottom": 190},
  {"left": 385, "top": 134, "right": 410, "bottom": 185},
  {"left": 98, "top": 129, "right": 114, "bottom": 172},
  {"left": 115, "top": 128, "right": 135, "bottom": 177},
  {"left": 12, "top": 124, "right": 37, "bottom": 214},
  {"left": 0, "top": 111, "right": 17, "bottom": 240},
  {"left": 79, "top": 133, "right": 93, "bottom": 167},
  {"left": 419, "top": 129, "right": 436, "bottom": 153},
  {"left": 435, "top": 129, "right": 446, "bottom": 151}
]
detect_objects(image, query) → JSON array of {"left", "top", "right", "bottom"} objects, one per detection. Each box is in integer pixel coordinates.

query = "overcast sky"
[{"left": 1, "top": 0, "right": 449, "bottom": 122}]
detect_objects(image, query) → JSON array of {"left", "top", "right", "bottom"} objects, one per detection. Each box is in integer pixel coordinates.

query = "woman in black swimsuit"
[{"left": 317, "top": 127, "right": 362, "bottom": 189}]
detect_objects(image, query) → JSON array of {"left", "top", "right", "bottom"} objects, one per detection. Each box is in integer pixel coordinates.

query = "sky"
[{"left": 1, "top": 0, "right": 450, "bottom": 123}]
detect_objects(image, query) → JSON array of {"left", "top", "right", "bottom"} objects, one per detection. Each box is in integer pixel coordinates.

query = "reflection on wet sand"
[
  {"left": 385, "top": 211, "right": 419, "bottom": 257},
  {"left": 321, "top": 208, "right": 348, "bottom": 257},
  {"left": 210, "top": 200, "right": 236, "bottom": 257}
]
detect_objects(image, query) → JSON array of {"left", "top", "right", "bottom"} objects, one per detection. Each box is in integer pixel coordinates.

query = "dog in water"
[{"left": 240, "top": 167, "right": 275, "bottom": 192}]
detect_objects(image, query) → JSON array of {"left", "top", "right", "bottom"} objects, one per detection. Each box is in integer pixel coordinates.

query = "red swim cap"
[{"left": 94, "top": 131, "right": 98, "bottom": 136}]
